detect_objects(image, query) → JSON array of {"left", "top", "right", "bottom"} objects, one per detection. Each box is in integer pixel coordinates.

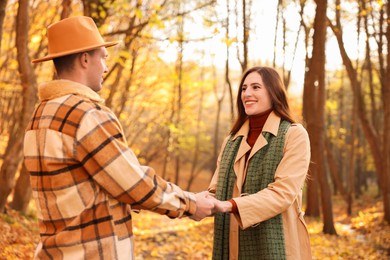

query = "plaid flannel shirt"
[{"left": 24, "top": 80, "right": 197, "bottom": 259}]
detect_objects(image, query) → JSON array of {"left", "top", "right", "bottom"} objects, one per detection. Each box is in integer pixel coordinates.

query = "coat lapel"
[
  {"left": 233, "top": 112, "right": 282, "bottom": 191},
  {"left": 231, "top": 121, "right": 250, "bottom": 192}
]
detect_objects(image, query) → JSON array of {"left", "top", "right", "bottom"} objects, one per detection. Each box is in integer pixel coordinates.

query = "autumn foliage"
[
  {"left": 1, "top": 190, "right": 389, "bottom": 260},
  {"left": 1, "top": 0, "right": 390, "bottom": 259}
]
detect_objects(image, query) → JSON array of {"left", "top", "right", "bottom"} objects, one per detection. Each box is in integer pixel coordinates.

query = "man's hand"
[
  {"left": 206, "top": 192, "right": 233, "bottom": 214},
  {"left": 190, "top": 191, "right": 215, "bottom": 221},
  {"left": 207, "top": 194, "right": 232, "bottom": 213}
]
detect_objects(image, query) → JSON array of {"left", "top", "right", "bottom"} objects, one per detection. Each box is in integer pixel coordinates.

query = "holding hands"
[{"left": 190, "top": 191, "right": 233, "bottom": 221}]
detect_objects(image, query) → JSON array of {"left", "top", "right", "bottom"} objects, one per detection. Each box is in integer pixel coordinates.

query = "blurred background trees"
[{"left": 0, "top": 0, "right": 389, "bottom": 235}]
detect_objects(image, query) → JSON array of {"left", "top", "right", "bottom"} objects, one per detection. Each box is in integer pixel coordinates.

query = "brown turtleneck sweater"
[{"left": 247, "top": 108, "right": 273, "bottom": 148}]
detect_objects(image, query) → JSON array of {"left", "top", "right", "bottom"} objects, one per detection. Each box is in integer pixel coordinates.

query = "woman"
[{"left": 209, "top": 66, "right": 312, "bottom": 259}]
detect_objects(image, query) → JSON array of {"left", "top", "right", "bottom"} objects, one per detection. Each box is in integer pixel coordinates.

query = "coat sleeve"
[
  {"left": 75, "top": 108, "right": 197, "bottom": 218},
  {"left": 232, "top": 124, "right": 310, "bottom": 229}
]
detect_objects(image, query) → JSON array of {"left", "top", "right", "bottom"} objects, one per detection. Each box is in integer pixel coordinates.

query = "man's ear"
[{"left": 79, "top": 52, "right": 88, "bottom": 68}]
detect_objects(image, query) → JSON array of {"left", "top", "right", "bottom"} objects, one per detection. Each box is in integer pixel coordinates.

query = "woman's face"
[{"left": 241, "top": 71, "right": 272, "bottom": 116}]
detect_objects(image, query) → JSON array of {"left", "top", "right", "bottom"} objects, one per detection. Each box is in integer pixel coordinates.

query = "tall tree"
[
  {"left": 9, "top": 165, "right": 31, "bottom": 212},
  {"left": 384, "top": 0, "right": 390, "bottom": 223},
  {"left": 211, "top": 64, "right": 226, "bottom": 175},
  {"left": 328, "top": 0, "right": 390, "bottom": 223},
  {"left": 187, "top": 65, "right": 206, "bottom": 190},
  {"left": 0, "top": 0, "right": 8, "bottom": 54},
  {"left": 173, "top": 7, "right": 184, "bottom": 185},
  {"left": 346, "top": 95, "right": 358, "bottom": 215},
  {"left": 272, "top": 0, "right": 292, "bottom": 88},
  {"left": 61, "top": 0, "right": 72, "bottom": 19},
  {"left": 273, "top": 0, "right": 282, "bottom": 68},
  {"left": 0, "top": 0, "right": 37, "bottom": 212},
  {"left": 224, "top": 0, "right": 234, "bottom": 122},
  {"left": 210, "top": 66, "right": 227, "bottom": 173},
  {"left": 284, "top": 0, "right": 305, "bottom": 89},
  {"left": 236, "top": 0, "right": 251, "bottom": 73},
  {"left": 303, "top": 0, "right": 337, "bottom": 234},
  {"left": 302, "top": 0, "right": 320, "bottom": 217}
]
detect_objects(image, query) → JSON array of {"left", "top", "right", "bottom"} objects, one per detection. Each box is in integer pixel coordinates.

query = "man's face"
[{"left": 86, "top": 47, "right": 109, "bottom": 92}]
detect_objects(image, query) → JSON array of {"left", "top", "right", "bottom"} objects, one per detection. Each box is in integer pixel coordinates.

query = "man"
[{"left": 25, "top": 16, "right": 214, "bottom": 259}]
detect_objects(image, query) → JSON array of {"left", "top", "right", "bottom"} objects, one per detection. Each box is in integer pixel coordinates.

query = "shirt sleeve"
[
  {"left": 75, "top": 107, "right": 197, "bottom": 218},
  {"left": 233, "top": 124, "right": 311, "bottom": 228}
]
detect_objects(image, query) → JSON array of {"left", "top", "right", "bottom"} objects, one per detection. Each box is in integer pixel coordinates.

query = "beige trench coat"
[{"left": 209, "top": 112, "right": 312, "bottom": 260}]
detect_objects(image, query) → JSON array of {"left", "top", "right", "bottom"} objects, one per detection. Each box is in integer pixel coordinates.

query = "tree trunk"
[
  {"left": 238, "top": 0, "right": 249, "bottom": 73},
  {"left": 272, "top": 0, "right": 282, "bottom": 68},
  {"left": 362, "top": 0, "right": 379, "bottom": 129},
  {"left": 173, "top": 8, "right": 184, "bottom": 186},
  {"left": 187, "top": 67, "right": 205, "bottom": 190},
  {"left": 347, "top": 98, "right": 357, "bottom": 216},
  {"left": 305, "top": 171, "right": 320, "bottom": 217},
  {"left": 0, "top": 138, "right": 23, "bottom": 213},
  {"left": 161, "top": 127, "right": 172, "bottom": 181},
  {"left": 0, "top": 0, "right": 37, "bottom": 213},
  {"left": 299, "top": 0, "right": 320, "bottom": 217},
  {"left": 0, "top": 0, "right": 8, "bottom": 54},
  {"left": 303, "top": 0, "right": 336, "bottom": 234},
  {"left": 225, "top": 0, "right": 234, "bottom": 122},
  {"left": 211, "top": 65, "right": 225, "bottom": 176},
  {"left": 302, "top": 54, "right": 320, "bottom": 216},
  {"left": 10, "top": 164, "right": 31, "bottom": 213},
  {"left": 302, "top": 17, "right": 320, "bottom": 217},
  {"left": 60, "top": 0, "right": 72, "bottom": 19},
  {"left": 383, "top": 0, "right": 390, "bottom": 223},
  {"left": 315, "top": 0, "right": 336, "bottom": 235},
  {"left": 325, "top": 138, "right": 347, "bottom": 200}
]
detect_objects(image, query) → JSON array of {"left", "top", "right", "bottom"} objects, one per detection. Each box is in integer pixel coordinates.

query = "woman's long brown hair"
[{"left": 230, "top": 66, "right": 296, "bottom": 135}]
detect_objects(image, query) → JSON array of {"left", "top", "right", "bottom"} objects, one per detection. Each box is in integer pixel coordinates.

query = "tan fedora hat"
[{"left": 32, "top": 16, "right": 119, "bottom": 63}]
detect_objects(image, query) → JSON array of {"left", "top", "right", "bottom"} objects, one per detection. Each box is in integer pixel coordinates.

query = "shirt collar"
[{"left": 38, "top": 79, "right": 104, "bottom": 103}]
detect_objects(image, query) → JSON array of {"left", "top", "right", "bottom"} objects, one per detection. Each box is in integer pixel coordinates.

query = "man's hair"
[{"left": 53, "top": 49, "right": 97, "bottom": 74}]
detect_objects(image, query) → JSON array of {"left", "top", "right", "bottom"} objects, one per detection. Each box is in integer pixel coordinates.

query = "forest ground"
[{"left": 0, "top": 186, "right": 389, "bottom": 260}]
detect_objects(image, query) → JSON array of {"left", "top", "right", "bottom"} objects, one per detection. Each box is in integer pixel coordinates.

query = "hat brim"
[{"left": 32, "top": 41, "right": 120, "bottom": 63}]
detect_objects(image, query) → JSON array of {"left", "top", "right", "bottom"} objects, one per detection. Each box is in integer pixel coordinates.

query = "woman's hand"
[{"left": 206, "top": 193, "right": 233, "bottom": 213}]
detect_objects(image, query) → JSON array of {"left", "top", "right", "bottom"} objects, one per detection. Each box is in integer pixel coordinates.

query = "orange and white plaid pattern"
[{"left": 24, "top": 80, "right": 196, "bottom": 259}]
